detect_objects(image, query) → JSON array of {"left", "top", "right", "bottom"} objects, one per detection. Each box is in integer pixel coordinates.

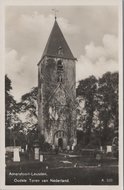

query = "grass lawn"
[{"left": 6, "top": 153, "right": 118, "bottom": 185}]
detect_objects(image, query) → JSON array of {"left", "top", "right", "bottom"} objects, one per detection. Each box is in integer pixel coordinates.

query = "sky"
[{"left": 5, "top": 6, "right": 118, "bottom": 102}]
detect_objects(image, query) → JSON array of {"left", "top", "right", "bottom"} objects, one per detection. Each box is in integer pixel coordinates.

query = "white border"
[
  {"left": 0, "top": 0, "right": 123, "bottom": 189},
  {"left": 3, "top": 0, "right": 120, "bottom": 6}
]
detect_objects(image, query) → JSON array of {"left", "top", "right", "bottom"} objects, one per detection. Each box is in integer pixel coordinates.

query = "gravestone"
[
  {"left": 40, "top": 155, "right": 43, "bottom": 162},
  {"left": 67, "top": 145, "right": 70, "bottom": 151},
  {"left": 107, "top": 145, "right": 112, "bottom": 153},
  {"left": 72, "top": 145, "right": 74, "bottom": 151},
  {"left": 100, "top": 146, "right": 103, "bottom": 151},
  {"left": 52, "top": 145, "right": 55, "bottom": 150},
  {"left": 26, "top": 144, "right": 28, "bottom": 151},
  {"left": 13, "top": 147, "right": 20, "bottom": 162},
  {"left": 21, "top": 148, "right": 24, "bottom": 153},
  {"left": 34, "top": 147, "right": 39, "bottom": 160}
]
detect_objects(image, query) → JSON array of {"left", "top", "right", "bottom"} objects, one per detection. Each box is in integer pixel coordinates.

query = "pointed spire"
[{"left": 41, "top": 19, "right": 76, "bottom": 60}]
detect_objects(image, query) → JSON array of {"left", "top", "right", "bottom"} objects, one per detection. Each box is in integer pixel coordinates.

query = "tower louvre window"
[{"left": 57, "top": 60, "right": 63, "bottom": 71}]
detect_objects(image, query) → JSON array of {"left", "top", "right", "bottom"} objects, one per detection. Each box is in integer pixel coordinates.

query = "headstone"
[
  {"left": 13, "top": 147, "right": 20, "bottom": 162},
  {"left": 40, "top": 155, "right": 43, "bottom": 162},
  {"left": 73, "top": 139, "right": 77, "bottom": 146},
  {"left": 100, "top": 146, "right": 103, "bottom": 151},
  {"left": 34, "top": 147, "right": 39, "bottom": 160},
  {"left": 107, "top": 145, "right": 112, "bottom": 153},
  {"left": 21, "top": 148, "right": 24, "bottom": 153},
  {"left": 67, "top": 146, "right": 70, "bottom": 151},
  {"left": 74, "top": 163, "right": 78, "bottom": 168},
  {"left": 72, "top": 145, "right": 74, "bottom": 151},
  {"left": 26, "top": 144, "right": 28, "bottom": 151},
  {"left": 96, "top": 153, "right": 101, "bottom": 161},
  {"left": 46, "top": 166, "right": 48, "bottom": 169},
  {"left": 52, "top": 145, "right": 55, "bottom": 150}
]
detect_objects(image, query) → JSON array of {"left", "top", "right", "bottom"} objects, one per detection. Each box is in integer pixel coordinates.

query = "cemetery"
[{"left": 5, "top": 141, "right": 118, "bottom": 185}]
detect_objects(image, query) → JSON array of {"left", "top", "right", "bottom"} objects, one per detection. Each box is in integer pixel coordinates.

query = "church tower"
[{"left": 38, "top": 18, "right": 77, "bottom": 149}]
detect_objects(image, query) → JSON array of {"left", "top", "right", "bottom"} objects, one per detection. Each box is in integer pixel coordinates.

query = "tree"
[
  {"left": 76, "top": 76, "right": 98, "bottom": 145},
  {"left": 97, "top": 72, "right": 118, "bottom": 146},
  {"left": 19, "top": 87, "right": 38, "bottom": 118},
  {"left": 5, "top": 75, "right": 15, "bottom": 127},
  {"left": 5, "top": 75, "right": 21, "bottom": 146},
  {"left": 76, "top": 72, "right": 118, "bottom": 149},
  {"left": 17, "top": 87, "right": 38, "bottom": 147}
]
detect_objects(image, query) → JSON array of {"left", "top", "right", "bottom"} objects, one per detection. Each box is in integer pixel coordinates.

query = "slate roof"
[{"left": 41, "top": 19, "right": 76, "bottom": 60}]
